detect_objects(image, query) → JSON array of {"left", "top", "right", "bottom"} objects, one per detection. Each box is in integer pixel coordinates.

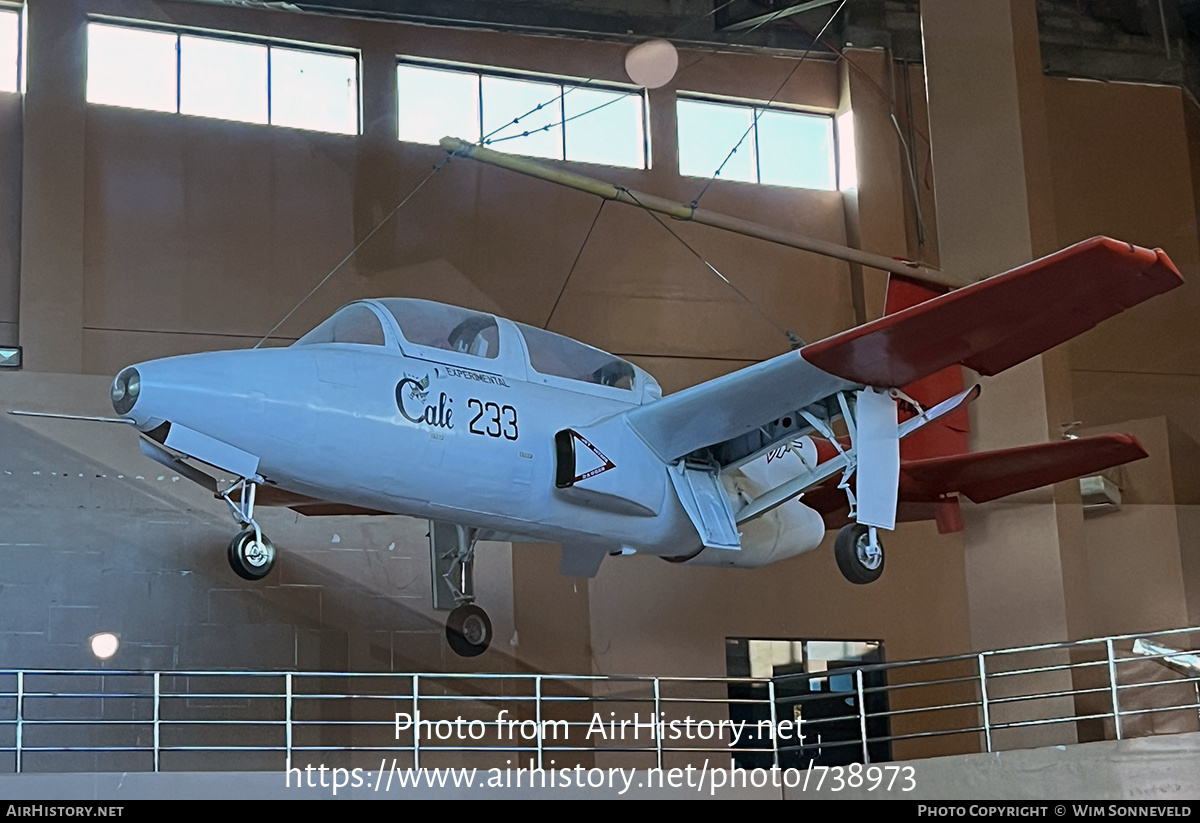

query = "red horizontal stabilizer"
[
  {"left": 898, "top": 433, "right": 1147, "bottom": 504},
  {"left": 801, "top": 237, "right": 1183, "bottom": 387}
]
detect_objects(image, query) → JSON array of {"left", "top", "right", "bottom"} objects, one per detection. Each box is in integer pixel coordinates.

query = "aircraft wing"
[
  {"left": 624, "top": 351, "right": 857, "bottom": 462},
  {"left": 624, "top": 237, "right": 1179, "bottom": 464},
  {"left": 801, "top": 237, "right": 1183, "bottom": 387},
  {"left": 897, "top": 433, "right": 1147, "bottom": 504}
]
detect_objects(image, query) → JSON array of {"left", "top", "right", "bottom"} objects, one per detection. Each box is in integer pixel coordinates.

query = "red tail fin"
[{"left": 885, "top": 275, "right": 968, "bottom": 461}]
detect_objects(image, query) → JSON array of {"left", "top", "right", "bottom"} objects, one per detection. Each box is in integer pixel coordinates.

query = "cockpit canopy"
[
  {"left": 380, "top": 300, "right": 499, "bottom": 359},
  {"left": 515, "top": 322, "right": 636, "bottom": 390},
  {"left": 294, "top": 303, "right": 386, "bottom": 347},
  {"left": 294, "top": 298, "right": 659, "bottom": 400}
]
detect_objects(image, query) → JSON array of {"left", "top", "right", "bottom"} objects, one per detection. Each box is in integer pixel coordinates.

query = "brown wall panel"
[
  {"left": 1047, "top": 78, "right": 1200, "bottom": 377},
  {"left": 83, "top": 109, "right": 358, "bottom": 345},
  {"left": 1079, "top": 417, "right": 1190, "bottom": 637},
  {"left": 1073, "top": 370, "right": 1200, "bottom": 444}
]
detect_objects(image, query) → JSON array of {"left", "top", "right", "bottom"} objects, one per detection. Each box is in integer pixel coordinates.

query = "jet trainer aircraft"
[{"left": 35, "top": 236, "right": 1183, "bottom": 656}]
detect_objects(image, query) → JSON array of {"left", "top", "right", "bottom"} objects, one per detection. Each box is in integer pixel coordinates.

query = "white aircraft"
[{"left": 18, "top": 236, "right": 1183, "bottom": 656}]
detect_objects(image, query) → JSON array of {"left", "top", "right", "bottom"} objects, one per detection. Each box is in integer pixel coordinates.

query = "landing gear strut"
[
  {"left": 220, "top": 478, "right": 277, "bottom": 581},
  {"left": 835, "top": 523, "right": 884, "bottom": 585},
  {"left": 431, "top": 522, "right": 493, "bottom": 657}
]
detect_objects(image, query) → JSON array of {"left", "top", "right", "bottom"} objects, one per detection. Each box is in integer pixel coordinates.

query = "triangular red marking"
[{"left": 572, "top": 431, "right": 616, "bottom": 483}]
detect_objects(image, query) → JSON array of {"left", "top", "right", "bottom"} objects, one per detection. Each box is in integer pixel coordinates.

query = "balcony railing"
[{"left": 0, "top": 624, "right": 1196, "bottom": 773}]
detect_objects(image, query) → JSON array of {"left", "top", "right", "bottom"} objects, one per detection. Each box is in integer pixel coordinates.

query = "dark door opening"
[{"left": 726, "top": 638, "right": 892, "bottom": 768}]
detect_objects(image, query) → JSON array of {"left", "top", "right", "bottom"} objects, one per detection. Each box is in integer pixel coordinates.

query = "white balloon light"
[
  {"left": 624, "top": 39, "right": 679, "bottom": 89},
  {"left": 89, "top": 632, "right": 120, "bottom": 661}
]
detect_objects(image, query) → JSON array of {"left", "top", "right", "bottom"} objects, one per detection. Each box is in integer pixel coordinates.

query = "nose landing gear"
[
  {"left": 430, "top": 521, "right": 493, "bottom": 657},
  {"left": 220, "top": 478, "right": 277, "bottom": 581},
  {"left": 228, "top": 528, "right": 276, "bottom": 581}
]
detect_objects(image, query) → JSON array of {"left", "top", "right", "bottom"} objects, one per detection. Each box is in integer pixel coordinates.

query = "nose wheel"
[
  {"left": 220, "top": 478, "right": 277, "bottom": 581},
  {"left": 835, "top": 523, "right": 884, "bottom": 584},
  {"left": 228, "top": 528, "right": 277, "bottom": 580}
]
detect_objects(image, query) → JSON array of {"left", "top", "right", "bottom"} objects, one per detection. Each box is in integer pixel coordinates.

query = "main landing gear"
[
  {"left": 835, "top": 523, "right": 884, "bottom": 585},
  {"left": 445, "top": 603, "right": 492, "bottom": 658},
  {"left": 221, "top": 479, "right": 277, "bottom": 581},
  {"left": 432, "top": 522, "right": 493, "bottom": 658}
]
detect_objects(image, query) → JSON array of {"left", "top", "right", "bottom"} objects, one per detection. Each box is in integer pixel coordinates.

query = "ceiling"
[{"left": 178, "top": 0, "right": 1200, "bottom": 98}]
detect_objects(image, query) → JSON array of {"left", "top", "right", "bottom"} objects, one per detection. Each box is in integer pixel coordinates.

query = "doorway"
[{"left": 725, "top": 637, "right": 892, "bottom": 768}]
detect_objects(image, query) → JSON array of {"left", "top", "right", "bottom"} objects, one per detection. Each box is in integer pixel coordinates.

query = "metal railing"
[{"left": 0, "top": 625, "right": 1197, "bottom": 773}]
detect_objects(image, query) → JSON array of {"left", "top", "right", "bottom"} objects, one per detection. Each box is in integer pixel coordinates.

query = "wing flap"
[
  {"left": 801, "top": 237, "right": 1183, "bottom": 388},
  {"left": 899, "top": 433, "right": 1147, "bottom": 504}
]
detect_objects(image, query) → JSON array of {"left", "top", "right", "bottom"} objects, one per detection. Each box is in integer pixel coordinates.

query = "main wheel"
[
  {"left": 227, "top": 529, "right": 277, "bottom": 581},
  {"left": 835, "top": 524, "right": 884, "bottom": 584},
  {"left": 445, "top": 604, "right": 492, "bottom": 658}
]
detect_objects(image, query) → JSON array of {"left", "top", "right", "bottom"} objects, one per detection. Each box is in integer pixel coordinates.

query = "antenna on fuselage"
[{"left": 7, "top": 410, "right": 135, "bottom": 424}]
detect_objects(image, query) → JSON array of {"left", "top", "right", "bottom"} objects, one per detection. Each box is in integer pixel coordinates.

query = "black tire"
[
  {"left": 227, "top": 529, "right": 277, "bottom": 581},
  {"left": 445, "top": 604, "right": 492, "bottom": 658},
  {"left": 835, "top": 523, "right": 884, "bottom": 584}
]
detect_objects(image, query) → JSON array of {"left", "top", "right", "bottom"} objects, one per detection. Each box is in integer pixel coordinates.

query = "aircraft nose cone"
[{"left": 110, "top": 367, "right": 141, "bottom": 416}]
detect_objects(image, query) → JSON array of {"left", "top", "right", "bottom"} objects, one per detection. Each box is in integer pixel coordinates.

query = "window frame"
[
  {"left": 85, "top": 16, "right": 362, "bottom": 135},
  {"left": 675, "top": 92, "right": 838, "bottom": 191},
  {"left": 396, "top": 56, "right": 650, "bottom": 169},
  {"left": 0, "top": 4, "right": 23, "bottom": 94}
]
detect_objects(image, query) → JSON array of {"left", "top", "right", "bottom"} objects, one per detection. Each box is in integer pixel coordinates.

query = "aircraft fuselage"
[{"left": 126, "top": 344, "right": 705, "bottom": 557}]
